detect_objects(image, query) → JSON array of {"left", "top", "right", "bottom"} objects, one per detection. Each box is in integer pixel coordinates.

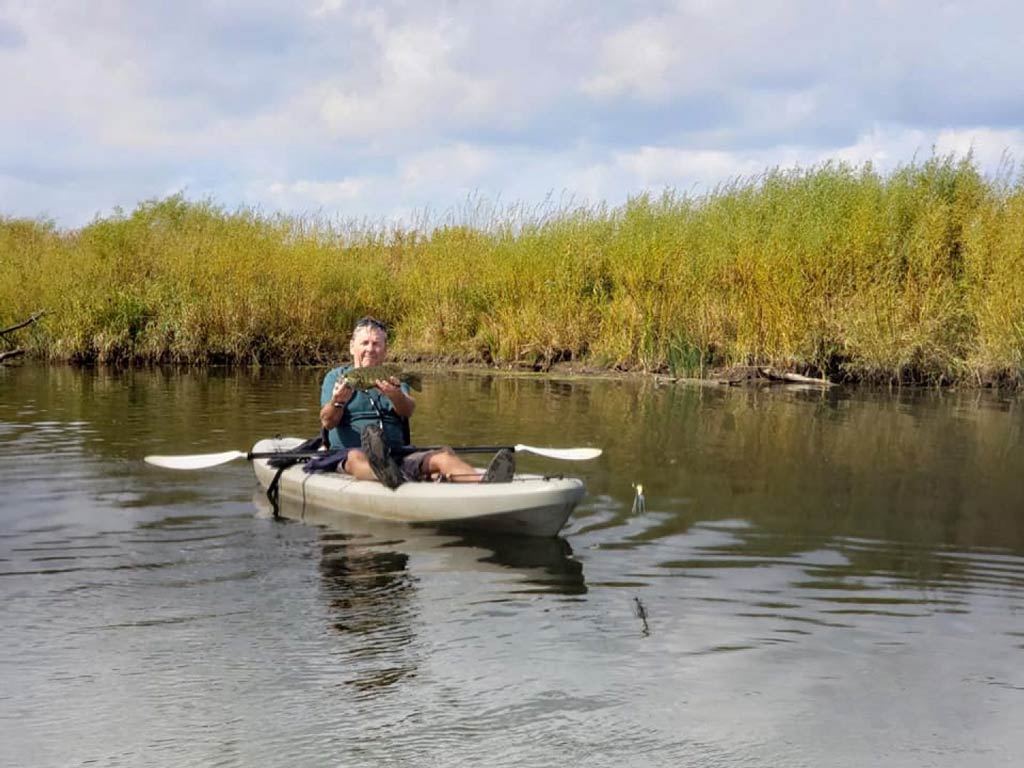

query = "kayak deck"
[{"left": 251, "top": 438, "right": 585, "bottom": 537}]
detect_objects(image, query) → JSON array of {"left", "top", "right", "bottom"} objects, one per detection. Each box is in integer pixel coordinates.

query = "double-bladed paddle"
[{"left": 145, "top": 443, "right": 602, "bottom": 470}]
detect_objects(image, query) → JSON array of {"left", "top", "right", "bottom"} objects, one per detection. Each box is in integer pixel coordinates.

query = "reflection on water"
[
  {"left": 447, "top": 530, "right": 586, "bottom": 595},
  {"left": 318, "top": 533, "right": 419, "bottom": 695},
  {"left": 260, "top": 491, "right": 588, "bottom": 597},
  {"left": 1, "top": 364, "right": 1023, "bottom": 767}
]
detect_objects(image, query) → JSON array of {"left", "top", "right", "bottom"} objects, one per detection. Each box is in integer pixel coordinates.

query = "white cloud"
[
  {"left": 582, "top": 19, "right": 678, "bottom": 101},
  {"left": 933, "top": 128, "right": 1024, "bottom": 171},
  {"left": 616, "top": 147, "right": 765, "bottom": 187},
  {"left": 311, "top": 0, "right": 346, "bottom": 17},
  {"left": 264, "top": 178, "right": 366, "bottom": 207},
  {"left": 559, "top": 122, "right": 1024, "bottom": 209},
  {"left": 830, "top": 126, "right": 931, "bottom": 168},
  {"left": 318, "top": 17, "right": 499, "bottom": 139},
  {"left": 399, "top": 144, "right": 496, "bottom": 188},
  {"left": 579, "top": 2, "right": 823, "bottom": 104},
  {"left": 2, "top": 1, "right": 1024, "bottom": 227},
  {"left": 827, "top": 125, "right": 1024, "bottom": 176}
]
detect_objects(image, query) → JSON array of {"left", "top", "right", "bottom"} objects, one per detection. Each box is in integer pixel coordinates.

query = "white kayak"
[{"left": 250, "top": 437, "right": 586, "bottom": 537}]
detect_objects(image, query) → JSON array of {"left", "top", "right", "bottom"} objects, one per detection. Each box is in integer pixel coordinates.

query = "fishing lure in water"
[
  {"left": 343, "top": 363, "right": 423, "bottom": 391},
  {"left": 633, "top": 596, "right": 650, "bottom": 636},
  {"left": 631, "top": 482, "right": 646, "bottom": 514}
]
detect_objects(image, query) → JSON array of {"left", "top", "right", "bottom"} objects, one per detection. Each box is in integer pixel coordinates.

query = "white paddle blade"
[
  {"left": 144, "top": 451, "right": 247, "bottom": 470},
  {"left": 514, "top": 444, "right": 602, "bottom": 461}
]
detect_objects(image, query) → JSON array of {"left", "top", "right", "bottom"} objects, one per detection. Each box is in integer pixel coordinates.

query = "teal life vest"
[{"left": 320, "top": 365, "right": 410, "bottom": 450}]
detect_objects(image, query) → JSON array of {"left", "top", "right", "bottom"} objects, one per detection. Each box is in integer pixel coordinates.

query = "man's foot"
[
  {"left": 361, "top": 425, "right": 404, "bottom": 489},
  {"left": 482, "top": 448, "right": 515, "bottom": 483}
]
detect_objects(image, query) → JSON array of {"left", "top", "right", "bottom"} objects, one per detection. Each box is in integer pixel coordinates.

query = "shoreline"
[{"left": 7, "top": 355, "right": 1019, "bottom": 391}]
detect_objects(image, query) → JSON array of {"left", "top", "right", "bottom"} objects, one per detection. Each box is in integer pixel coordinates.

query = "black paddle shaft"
[
  {"left": 245, "top": 445, "right": 510, "bottom": 461},
  {"left": 398, "top": 445, "right": 511, "bottom": 457}
]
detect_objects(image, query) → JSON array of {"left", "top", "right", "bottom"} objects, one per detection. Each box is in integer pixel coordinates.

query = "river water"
[{"left": 1, "top": 364, "right": 1022, "bottom": 767}]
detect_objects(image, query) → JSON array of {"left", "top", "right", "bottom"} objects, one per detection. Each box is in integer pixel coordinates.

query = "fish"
[{"left": 343, "top": 363, "right": 422, "bottom": 392}]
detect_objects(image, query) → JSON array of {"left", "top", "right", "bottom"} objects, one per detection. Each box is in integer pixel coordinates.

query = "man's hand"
[
  {"left": 332, "top": 378, "right": 352, "bottom": 406},
  {"left": 321, "top": 377, "right": 352, "bottom": 429},
  {"left": 376, "top": 376, "right": 415, "bottom": 417},
  {"left": 374, "top": 376, "right": 402, "bottom": 397}
]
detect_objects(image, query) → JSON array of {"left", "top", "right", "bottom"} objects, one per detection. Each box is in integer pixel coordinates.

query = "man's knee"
[
  {"left": 340, "top": 448, "right": 367, "bottom": 474},
  {"left": 423, "top": 449, "right": 447, "bottom": 470},
  {"left": 424, "top": 448, "right": 460, "bottom": 473}
]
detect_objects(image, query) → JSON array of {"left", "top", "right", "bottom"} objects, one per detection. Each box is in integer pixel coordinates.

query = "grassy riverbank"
[{"left": 3, "top": 154, "right": 1024, "bottom": 384}]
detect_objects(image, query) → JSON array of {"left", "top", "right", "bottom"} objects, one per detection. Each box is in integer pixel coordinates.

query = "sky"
[{"left": 2, "top": 0, "right": 1024, "bottom": 228}]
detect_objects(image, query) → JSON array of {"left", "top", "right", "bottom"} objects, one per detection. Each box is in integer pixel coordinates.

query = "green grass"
[{"left": 3, "top": 153, "right": 1024, "bottom": 385}]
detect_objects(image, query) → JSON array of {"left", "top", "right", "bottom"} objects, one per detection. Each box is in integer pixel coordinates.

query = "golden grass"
[{"left": 2, "top": 154, "right": 1024, "bottom": 384}]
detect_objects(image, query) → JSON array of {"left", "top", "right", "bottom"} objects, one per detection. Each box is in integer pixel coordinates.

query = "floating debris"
[{"left": 633, "top": 596, "right": 650, "bottom": 637}]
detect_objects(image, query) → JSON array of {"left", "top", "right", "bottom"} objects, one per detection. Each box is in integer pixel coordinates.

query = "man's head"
[{"left": 349, "top": 316, "right": 388, "bottom": 368}]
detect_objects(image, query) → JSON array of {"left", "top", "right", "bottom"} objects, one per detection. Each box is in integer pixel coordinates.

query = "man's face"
[{"left": 349, "top": 327, "right": 387, "bottom": 368}]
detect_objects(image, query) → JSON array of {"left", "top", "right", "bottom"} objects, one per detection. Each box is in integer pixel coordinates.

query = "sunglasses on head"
[{"left": 354, "top": 316, "right": 387, "bottom": 333}]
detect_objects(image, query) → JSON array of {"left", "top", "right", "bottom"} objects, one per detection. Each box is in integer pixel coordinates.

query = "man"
[{"left": 319, "top": 316, "right": 514, "bottom": 489}]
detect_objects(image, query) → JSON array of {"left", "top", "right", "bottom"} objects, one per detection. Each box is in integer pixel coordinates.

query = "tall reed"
[{"left": 2, "top": 154, "right": 1023, "bottom": 384}]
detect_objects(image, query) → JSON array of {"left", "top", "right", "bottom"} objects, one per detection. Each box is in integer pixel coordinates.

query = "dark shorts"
[{"left": 398, "top": 449, "right": 443, "bottom": 481}]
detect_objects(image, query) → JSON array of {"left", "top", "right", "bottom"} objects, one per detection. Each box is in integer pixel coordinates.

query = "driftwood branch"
[
  {"left": 709, "top": 365, "right": 833, "bottom": 387},
  {"left": 759, "top": 367, "right": 833, "bottom": 386},
  {"left": 0, "top": 310, "right": 46, "bottom": 338},
  {"left": 1, "top": 311, "right": 45, "bottom": 363},
  {"left": 0, "top": 348, "right": 25, "bottom": 363}
]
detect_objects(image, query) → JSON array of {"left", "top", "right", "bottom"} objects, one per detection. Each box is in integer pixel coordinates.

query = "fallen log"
[
  {"left": 0, "top": 348, "right": 25, "bottom": 363},
  {"left": 706, "top": 365, "right": 834, "bottom": 387},
  {"left": 759, "top": 367, "right": 834, "bottom": 387}
]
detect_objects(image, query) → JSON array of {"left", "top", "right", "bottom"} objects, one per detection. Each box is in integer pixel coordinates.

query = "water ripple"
[{"left": 4, "top": 367, "right": 1024, "bottom": 768}]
